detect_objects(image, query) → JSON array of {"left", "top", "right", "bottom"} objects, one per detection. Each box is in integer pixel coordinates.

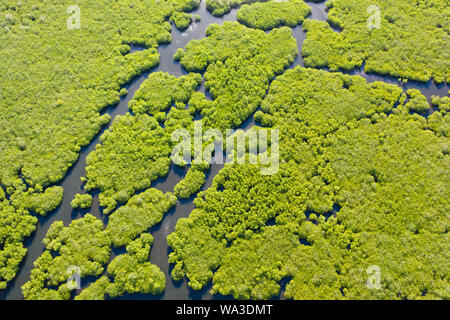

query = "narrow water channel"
[{"left": 2, "top": 0, "right": 448, "bottom": 300}]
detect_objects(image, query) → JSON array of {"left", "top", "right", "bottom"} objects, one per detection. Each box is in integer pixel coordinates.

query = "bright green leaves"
[
  {"left": 70, "top": 193, "right": 93, "bottom": 210},
  {"left": 205, "top": 0, "right": 267, "bottom": 17},
  {"left": 237, "top": 0, "right": 311, "bottom": 30},
  {"left": 211, "top": 226, "right": 299, "bottom": 299},
  {"left": 0, "top": 0, "right": 200, "bottom": 289},
  {"left": 302, "top": 19, "right": 367, "bottom": 72},
  {"left": 259, "top": 67, "right": 403, "bottom": 161},
  {"left": 10, "top": 186, "right": 64, "bottom": 216},
  {"left": 168, "top": 163, "right": 313, "bottom": 292},
  {"left": 168, "top": 214, "right": 227, "bottom": 290},
  {"left": 168, "top": 66, "right": 450, "bottom": 299},
  {"left": 428, "top": 95, "right": 450, "bottom": 137},
  {"left": 0, "top": 185, "right": 63, "bottom": 289},
  {"left": 75, "top": 276, "right": 111, "bottom": 300},
  {"left": 106, "top": 256, "right": 164, "bottom": 298},
  {"left": 85, "top": 22, "right": 300, "bottom": 214},
  {"left": 405, "top": 89, "right": 430, "bottom": 113},
  {"left": 22, "top": 214, "right": 111, "bottom": 300},
  {"left": 325, "top": 112, "right": 449, "bottom": 236},
  {"left": 170, "top": 12, "right": 193, "bottom": 30},
  {"left": 302, "top": 0, "right": 450, "bottom": 82},
  {"left": 175, "top": 22, "right": 298, "bottom": 130},
  {"left": 24, "top": 186, "right": 177, "bottom": 299},
  {"left": 85, "top": 114, "right": 172, "bottom": 214},
  {"left": 173, "top": 165, "right": 208, "bottom": 199},
  {"left": 0, "top": 200, "right": 36, "bottom": 289},
  {"left": 76, "top": 234, "right": 166, "bottom": 300},
  {"left": 284, "top": 236, "right": 344, "bottom": 300},
  {"left": 85, "top": 71, "right": 204, "bottom": 213},
  {"left": 0, "top": 242, "right": 28, "bottom": 290},
  {"left": 129, "top": 72, "right": 202, "bottom": 116},
  {"left": 106, "top": 189, "right": 177, "bottom": 247}
]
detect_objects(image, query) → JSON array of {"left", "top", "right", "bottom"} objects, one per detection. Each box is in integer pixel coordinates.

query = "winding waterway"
[{"left": 2, "top": 0, "right": 448, "bottom": 300}]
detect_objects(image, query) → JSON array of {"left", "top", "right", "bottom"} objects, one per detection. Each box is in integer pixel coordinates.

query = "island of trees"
[{"left": 237, "top": 0, "right": 311, "bottom": 30}]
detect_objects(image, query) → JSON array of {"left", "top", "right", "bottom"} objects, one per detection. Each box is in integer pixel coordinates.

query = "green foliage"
[
  {"left": 24, "top": 183, "right": 177, "bottom": 299},
  {"left": 174, "top": 166, "right": 207, "bottom": 199},
  {"left": 85, "top": 68, "right": 216, "bottom": 216},
  {"left": 0, "top": 0, "right": 200, "bottom": 289},
  {"left": 211, "top": 226, "right": 299, "bottom": 299},
  {"left": 75, "top": 276, "right": 111, "bottom": 300},
  {"left": 119, "top": 88, "right": 128, "bottom": 96},
  {"left": 22, "top": 214, "right": 111, "bottom": 300},
  {"left": 168, "top": 214, "right": 227, "bottom": 289},
  {"left": 260, "top": 67, "right": 402, "bottom": 154},
  {"left": 7, "top": 0, "right": 449, "bottom": 300},
  {"left": 11, "top": 186, "right": 64, "bottom": 216},
  {"left": 237, "top": 0, "right": 311, "bottom": 30},
  {"left": 176, "top": 22, "right": 298, "bottom": 130},
  {"left": 106, "top": 188, "right": 177, "bottom": 247},
  {"left": 284, "top": 232, "right": 344, "bottom": 299},
  {"left": 428, "top": 95, "right": 450, "bottom": 137},
  {"left": 106, "top": 234, "right": 165, "bottom": 298},
  {"left": 188, "top": 92, "right": 215, "bottom": 115},
  {"left": 0, "top": 185, "right": 63, "bottom": 289},
  {"left": 170, "top": 12, "right": 193, "bottom": 30},
  {"left": 85, "top": 23, "right": 299, "bottom": 214},
  {"left": 0, "top": 0, "right": 198, "bottom": 189},
  {"left": 0, "top": 200, "right": 35, "bottom": 290},
  {"left": 129, "top": 72, "right": 202, "bottom": 115},
  {"left": 432, "top": 94, "right": 450, "bottom": 113},
  {"left": 71, "top": 194, "right": 93, "bottom": 210},
  {"left": 76, "top": 234, "right": 165, "bottom": 300},
  {"left": 405, "top": 89, "right": 429, "bottom": 113},
  {"left": 85, "top": 114, "right": 172, "bottom": 213},
  {"left": 302, "top": 0, "right": 450, "bottom": 82},
  {"left": 206, "top": 0, "right": 268, "bottom": 17},
  {"left": 168, "top": 67, "right": 450, "bottom": 299}
]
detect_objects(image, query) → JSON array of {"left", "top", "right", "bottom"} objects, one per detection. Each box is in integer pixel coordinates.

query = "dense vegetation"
[
  {"left": 105, "top": 188, "right": 177, "bottom": 247},
  {"left": 84, "top": 113, "right": 173, "bottom": 214},
  {"left": 22, "top": 214, "right": 111, "bottom": 299},
  {"left": 71, "top": 194, "right": 93, "bottom": 210},
  {"left": 85, "top": 22, "right": 297, "bottom": 213},
  {"left": 129, "top": 72, "right": 202, "bottom": 116},
  {"left": 174, "top": 165, "right": 208, "bottom": 199},
  {"left": 76, "top": 234, "right": 165, "bottom": 300},
  {"left": 84, "top": 71, "right": 206, "bottom": 213},
  {"left": 429, "top": 94, "right": 450, "bottom": 137},
  {"left": 22, "top": 188, "right": 175, "bottom": 299},
  {"left": 237, "top": 0, "right": 311, "bottom": 30},
  {"left": 302, "top": 0, "right": 449, "bottom": 82},
  {"left": 175, "top": 22, "right": 298, "bottom": 131},
  {"left": 206, "top": 0, "right": 267, "bottom": 16},
  {"left": 168, "top": 67, "right": 449, "bottom": 299},
  {"left": 20, "top": 20, "right": 302, "bottom": 298},
  {"left": 0, "top": 185, "right": 63, "bottom": 289},
  {"left": 170, "top": 12, "right": 193, "bottom": 30},
  {"left": 0, "top": 0, "right": 200, "bottom": 290},
  {"left": 3, "top": 0, "right": 448, "bottom": 301}
]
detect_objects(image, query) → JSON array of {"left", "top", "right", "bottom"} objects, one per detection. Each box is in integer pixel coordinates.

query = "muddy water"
[{"left": 2, "top": 0, "right": 448, "bottom": 300}]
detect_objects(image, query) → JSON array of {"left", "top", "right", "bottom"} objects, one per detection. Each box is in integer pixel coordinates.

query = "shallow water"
[{"left": 2, "top": 0, "right": 448, "bottom": 300}]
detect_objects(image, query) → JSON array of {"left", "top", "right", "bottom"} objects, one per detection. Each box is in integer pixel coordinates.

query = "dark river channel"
[{"left": 2, "top": 0, "right": 448, "bottom": 300}]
